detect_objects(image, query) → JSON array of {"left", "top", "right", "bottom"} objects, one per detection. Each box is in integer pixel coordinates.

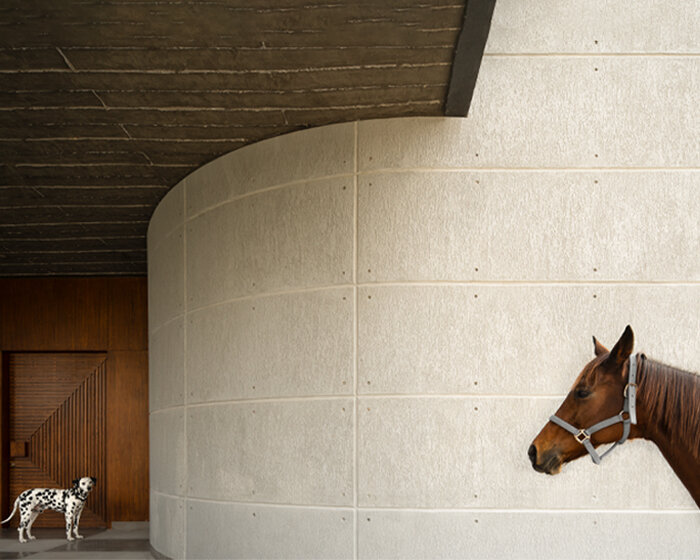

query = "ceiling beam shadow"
[{"left": 444, "top": 0, "right": 497, "bottom": 117}]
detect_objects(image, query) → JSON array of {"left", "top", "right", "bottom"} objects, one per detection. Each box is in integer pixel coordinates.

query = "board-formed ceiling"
[{"left": 0, "top": 1, "right": 474, "bottom": 276}]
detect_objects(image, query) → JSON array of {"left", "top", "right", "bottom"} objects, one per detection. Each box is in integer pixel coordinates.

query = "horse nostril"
[{"left": 528, "top": 444, "right": 537, "bottom": 465}]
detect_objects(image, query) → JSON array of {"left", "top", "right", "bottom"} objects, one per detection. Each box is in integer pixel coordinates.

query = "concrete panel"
[
  {"left": 186, "top": 288, "right": 353, "bottom": 403},
  {"left": 358, "top": 397, "right": 478, "bottom": 509},
  {"left": 186, "top": 501, "right": 353, "bottom": 560},
  {"left": 186, "top": 177, "right": 354, "bottom": 310},
  {"left": 150, "top": 492, "right": 185, "bottom": 560},
  {"left": 148, "top": 226, "right": 184, "bottom": 333},
  {"left": 357, "top": 171, "right": 700, "bottom": 283},
  {"left": 150, "top": 408, "right": 186, "bottom": 496},
  {"left": 359, "top": 509, "right": 700, "bottom": 560},
  {"left": 357, "top": 397, "right": 695, "bottom": 509},
  {"left": 486, "top": 1, "right": 699, "bottom": 54},
  {"left": 147, "top": 180, "right": 184, "bottom": 253},
  {"left": 358, "top": 285, "right": 700, "bottom": 396},
  {"left": 149, "top": 316, "right": 184, "bottom": 411},
  {"left": 359, "top": 58, "right": 697, "bottom": 169},
  {"left": 186, "top": 123, "right": 355, "bottom": 217},
  {"left": 187, "top": 400, "right": 353, "bottom": 505}
]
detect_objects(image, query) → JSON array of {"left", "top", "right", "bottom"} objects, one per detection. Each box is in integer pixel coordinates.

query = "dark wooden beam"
[{"left": 444, "top": 0, "right": 497, "bottom": 117}]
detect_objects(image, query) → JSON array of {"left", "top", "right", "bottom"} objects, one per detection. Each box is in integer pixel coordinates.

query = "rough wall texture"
[{"left": 148, "top": 2, "right": 699, "bottom": 558}]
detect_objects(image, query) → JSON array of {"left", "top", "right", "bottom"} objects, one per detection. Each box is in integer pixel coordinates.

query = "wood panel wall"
[
  {"left": 12, "top": 353, "right": 108, "bottom": 527},
  {"left": 0, "top": 278, "right": 148, "bottom": 524}
]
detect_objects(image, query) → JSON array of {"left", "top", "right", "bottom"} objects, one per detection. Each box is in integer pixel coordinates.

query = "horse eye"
[{"left": 575, "top": 388, "right": 592, "bottom": 399}]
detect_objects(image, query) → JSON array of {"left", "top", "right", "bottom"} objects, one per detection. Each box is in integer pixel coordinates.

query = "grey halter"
[{"left": 549, "top": 353, "right": 638, "bottom": 465}]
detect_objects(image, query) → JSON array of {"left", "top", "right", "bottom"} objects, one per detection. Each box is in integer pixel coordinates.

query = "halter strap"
[
  {"left": 550, "top": 353, "right": 638, "bottom": 465},
  {"left": 625, "top": 353, "right": 638, "bottom": 424}
]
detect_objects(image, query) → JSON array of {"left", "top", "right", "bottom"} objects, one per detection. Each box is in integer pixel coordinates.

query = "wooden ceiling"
[{"left": 0, "top": 1, "right": 473, "bottom": 277}]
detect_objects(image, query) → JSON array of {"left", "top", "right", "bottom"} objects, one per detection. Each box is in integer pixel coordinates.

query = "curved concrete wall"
[{"left": 148, "top": 4, "right": 699, "bottom": 558}]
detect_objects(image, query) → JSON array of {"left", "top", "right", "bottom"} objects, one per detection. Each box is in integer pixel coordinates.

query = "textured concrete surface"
[
  {"left": 148, "top": 226, "right": 184, "bottom": 333},
  {"left": 185, "top": 176, "right": 354, "bottom": 309},
  {"left": 186, "top": 288, "right": 354, "bottom": 403},
  {"left": 357, "top": 171, "right": 700, "bottom": 283},
  {"left": 358, "top": 510, "right": 700, "bottom": 560},
  {"left": 186, "top": 501, "right": 353, "bottom": 560},
  {"left": 148, "top": 4, "right": 699, "bottom": 556},
  {"left": 149, "top": 408, "right": 186, "bottom": 496},
  {"left": 149, "top": 494, "right": 184, "bottom": 560},
  {"left": 185, "top": 123, "right": 356, "bottom": 218},
  {"left": 186, "top": 400, "right": 353, "bottom": 505},
  {"left": 149, "top": 316, "right": 184, "bottom": 411},
  {"left": 485, "top": 1, "right": 698, "bottom": 53},
  {"left": 358, "top": 285, "right": 700, "bottom": 396}
]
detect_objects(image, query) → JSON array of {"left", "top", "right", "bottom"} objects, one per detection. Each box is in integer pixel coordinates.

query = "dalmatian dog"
[{"left": 1, "top": 476, "right": 96, "bottom": 543}]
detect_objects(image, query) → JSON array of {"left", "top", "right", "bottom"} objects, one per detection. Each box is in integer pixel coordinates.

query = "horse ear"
[
  {"left": 605, "top": 325, "right": 634, "bottom": 368},
  {"left": 592, "top": 336, "right": 608, "bottom": 356}
]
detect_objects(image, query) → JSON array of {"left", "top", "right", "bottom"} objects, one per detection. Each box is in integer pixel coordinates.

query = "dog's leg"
[
  {"left": 72, "top": 506, "right": 84, "bottom": 539},
  {"left": 65, "top": 512, "right": 75, "bottom": 541},
  {"left": 26, "top": 510, "right": 40, "bottom": 540},
  {"left": 18, "top": 510, "right": 30, "bottom": 543}
]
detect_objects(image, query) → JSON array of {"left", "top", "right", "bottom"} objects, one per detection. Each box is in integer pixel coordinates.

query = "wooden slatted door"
[{"left": 7, "top": 353, "right": 107, "bottom": 527}]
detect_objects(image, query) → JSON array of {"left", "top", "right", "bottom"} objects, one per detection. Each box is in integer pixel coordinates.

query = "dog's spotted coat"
[{"left": 1, "top": 477, "right": 96, "bottom": 542}]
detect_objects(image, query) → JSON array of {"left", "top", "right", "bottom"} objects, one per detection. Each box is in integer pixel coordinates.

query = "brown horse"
[{"left": 529, "top": 325, "right": 700, "bottom": 507}]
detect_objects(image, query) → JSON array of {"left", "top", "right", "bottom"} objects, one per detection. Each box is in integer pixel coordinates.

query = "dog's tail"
[{"left": 1, "top": 497, "right": 19, "bottom": 524}]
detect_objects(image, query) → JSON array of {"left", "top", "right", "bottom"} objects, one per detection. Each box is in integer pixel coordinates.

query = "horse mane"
[{"left": 637, "top": 355, "right": 700, "bottom": 460}]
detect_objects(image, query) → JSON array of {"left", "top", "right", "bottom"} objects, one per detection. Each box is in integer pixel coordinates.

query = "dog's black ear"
[
  {"left": 90, "top": 477, "right": 96, "bottom": 483},
  {"left": 72, "top": 479, "right": 80, "bottom": 486}
]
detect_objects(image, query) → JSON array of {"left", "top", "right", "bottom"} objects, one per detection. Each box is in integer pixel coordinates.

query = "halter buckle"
[
  {"left": 624, "top": 383, "right": 637, "bottom": 397},
  {"left": 574, "top": 429, "right": 590, "bottom": 444}
]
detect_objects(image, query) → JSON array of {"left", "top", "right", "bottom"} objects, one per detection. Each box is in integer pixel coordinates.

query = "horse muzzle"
[{"left": 528, "top": 444, "right": 562, "bottom": 475}]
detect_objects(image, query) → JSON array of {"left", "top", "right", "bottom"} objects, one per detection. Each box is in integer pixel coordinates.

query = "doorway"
[{"left": 3, "top": 352, "right": 108, "bottom": 528}]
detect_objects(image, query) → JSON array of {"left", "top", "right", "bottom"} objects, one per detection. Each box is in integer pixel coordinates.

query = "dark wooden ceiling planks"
[{"left": 0, "top": 0, "right": 478, "bottom": 277}]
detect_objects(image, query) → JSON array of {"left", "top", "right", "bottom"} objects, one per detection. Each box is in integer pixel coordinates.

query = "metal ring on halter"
[{"left": 574, "top": 430, "right": 590, "bottom": 444}]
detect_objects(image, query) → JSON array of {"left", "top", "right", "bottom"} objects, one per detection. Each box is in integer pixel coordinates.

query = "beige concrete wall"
[{"left": 148, "top": 2, "right": 699, "bottom": 557}]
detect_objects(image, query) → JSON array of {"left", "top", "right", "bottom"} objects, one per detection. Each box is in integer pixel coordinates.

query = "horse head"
[{"left": 529, "top": 325, "right": 636, "bottom": 474}]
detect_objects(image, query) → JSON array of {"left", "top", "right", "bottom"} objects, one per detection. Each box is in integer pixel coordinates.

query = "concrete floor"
[{"left": 0, "top": 522, "right": 165, "bottom": 559}]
